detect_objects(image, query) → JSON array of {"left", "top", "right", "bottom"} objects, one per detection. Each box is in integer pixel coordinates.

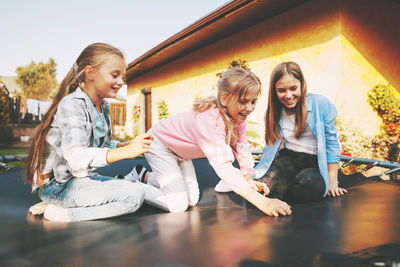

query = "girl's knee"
[
  {"left": 288, "top": 169, "right": 325, "bottom": 202},
  {"left": 120, "top": 182, "right": 145, "bottom": 209},
  {"left": 293, "top": 169, "right": 324, "bottom": 187},
  {"left": 165, "top": 195, "right": 189, "bottom": 213},
  {"left": 189, "top": 193, "right": 200, "bottom": 207},
  {"left": 167, "top": 204, "right": 189, "bottom": 213},
  {"left": 258, "top": 172, "right": 287, "bottom": 199}
]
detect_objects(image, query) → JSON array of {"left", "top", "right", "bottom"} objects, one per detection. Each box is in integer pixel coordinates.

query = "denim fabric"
[
  {"left": 38, "top": 175, "right": 144, "bottom": 221},
  {"left": 255, "top": 94, "right": 340, "bottom": 197}
]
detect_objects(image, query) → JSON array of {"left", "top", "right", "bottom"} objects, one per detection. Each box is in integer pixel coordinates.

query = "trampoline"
[{"left": 0, "top": 157, "right": 399, "bottom": 266}]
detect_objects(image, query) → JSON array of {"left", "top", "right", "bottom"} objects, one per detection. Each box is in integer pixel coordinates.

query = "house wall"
[
  {"left": 338, "top": 0, "right": 400, "bottom": 134},
  {"left": 127, "top": 0, "right": 399, "bottom": 145}
]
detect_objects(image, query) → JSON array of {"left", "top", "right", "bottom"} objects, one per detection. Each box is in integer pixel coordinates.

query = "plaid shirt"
[{"left": 33, "top": 88, "right": 112, "bottom": 191}]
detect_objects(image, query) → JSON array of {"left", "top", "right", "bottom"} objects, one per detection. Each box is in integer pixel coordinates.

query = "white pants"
[{"left": 142, "top": 131, "right": 199, "bottom": 212}]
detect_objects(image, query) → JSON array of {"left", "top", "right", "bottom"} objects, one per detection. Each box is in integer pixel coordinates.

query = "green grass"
[
  {"left": 7, "top": 161, "right": 25, "bottom": 168},
  {"left": 0, "top": 148, "right": 28, "bottom": 156},
  {"left": 0, "top": 161, "right": 24, "bottom": 173},
  {"left": 0, "top": 148, "right": 27, "bottom": 172}
]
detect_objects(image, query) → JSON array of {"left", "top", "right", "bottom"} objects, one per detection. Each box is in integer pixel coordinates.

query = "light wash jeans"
[
  {"left": 38, "top": 175, "right": 144, "bottom": 221},
  {"left": 142, "top": 130, "right": 199, "bottom": 213}
]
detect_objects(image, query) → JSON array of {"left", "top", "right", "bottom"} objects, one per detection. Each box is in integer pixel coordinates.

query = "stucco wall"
[{"left": 127, "top": 0, "right": 399, "bottom": 144}]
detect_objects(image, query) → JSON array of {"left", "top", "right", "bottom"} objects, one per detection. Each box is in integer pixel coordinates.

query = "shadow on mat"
[
  {"left": 239, "top": 259, "right": 275, "bottom": 266},
  {"left": 223, "top": 171, "right": 383, "bottom": 211},
  {"left": 312, "top": 243, "right": 400, "bottom": 267}
]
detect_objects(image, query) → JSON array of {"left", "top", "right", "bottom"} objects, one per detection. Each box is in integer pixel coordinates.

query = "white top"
[{"left": 281, "top": 109, "right": 318, "bottom": 155}]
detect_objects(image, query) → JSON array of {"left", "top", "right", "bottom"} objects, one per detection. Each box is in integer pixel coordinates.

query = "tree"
[
  {"left": 15, "top": 58, "right": 58, "bottom": 100},
  {"left": 0, "top": 79, "right": 17, "bottom": 145},
  {"left": 216, "top": 59, "right": 251, "bottom": 78}
]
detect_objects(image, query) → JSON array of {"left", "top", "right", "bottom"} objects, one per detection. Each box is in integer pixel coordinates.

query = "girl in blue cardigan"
[{"left": 255, "top": 61, "right": 347, "bottom": 202}]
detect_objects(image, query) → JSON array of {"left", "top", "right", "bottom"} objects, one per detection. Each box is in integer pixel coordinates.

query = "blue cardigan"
[{"left": 254, "top": 94, "right": 340, "bottom": 196}]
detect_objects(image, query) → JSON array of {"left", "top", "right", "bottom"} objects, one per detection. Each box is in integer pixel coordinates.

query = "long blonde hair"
[
  {"left": 265, "top": 61, "right": 307, "bottom": 145},
  {"left": 25, "top": 43, "right": 125, "bottom": 186},
  {"left": 193, "top": 68, "right": 261, "bottom": 146}
]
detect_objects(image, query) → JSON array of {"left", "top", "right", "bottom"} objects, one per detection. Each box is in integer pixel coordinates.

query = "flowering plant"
[
  {"left": 132, "top": 105, "right": 141, "bottom": 136},
  {"left": 336, "top": 117, "right": 400, "bottom": 175},
  {"left": 157, "top": 100, "right": 169, "bottom": 120},
  {"left": 383, "top": 122, "right": 400, "bottom": 137}
]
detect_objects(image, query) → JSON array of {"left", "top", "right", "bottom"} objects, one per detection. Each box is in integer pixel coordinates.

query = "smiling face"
[
  {"left": 91, "top": 55, "right": 126, "bottom": 100},
  {"left": 221, "top": 86, "right": 260, "bottom": 123},
  {"left": 275, "top": 74, "right": 301, "bottom": 114}
]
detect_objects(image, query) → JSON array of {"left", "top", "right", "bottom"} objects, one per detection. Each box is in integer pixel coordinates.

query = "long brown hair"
[
  {"left": 25, "top": 43, "right": 124, "bottom": 186},
  {"left": 193, "top": 68, "right": 261, "bottom": 146},
  {"left": 265, "top": 61, "right": 307, "bottom": 145}
]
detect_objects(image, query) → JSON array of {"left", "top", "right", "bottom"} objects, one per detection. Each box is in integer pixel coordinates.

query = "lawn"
[
  {"left": 0, "top": 148, "right": 27, "bottom": 170},
  {"left": 0, "top": 148, "right": 28, "bottom": 156}
]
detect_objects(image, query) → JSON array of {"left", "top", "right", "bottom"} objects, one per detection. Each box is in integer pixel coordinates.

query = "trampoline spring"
[
  {"left": 385, "top": 166, "right": 400, "bottom": 175},
  {"left": 341, "top": 159, "right": 355, "bottom": 168}
]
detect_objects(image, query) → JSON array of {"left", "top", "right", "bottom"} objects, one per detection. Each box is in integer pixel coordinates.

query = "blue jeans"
[{"left": 38, "top": 175, "right": 144, "bottom": 221}]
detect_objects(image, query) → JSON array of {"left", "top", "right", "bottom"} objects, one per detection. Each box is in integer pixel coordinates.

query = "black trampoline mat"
[{"left": 1, "top": 158, "right": 399, "bottom": 266}]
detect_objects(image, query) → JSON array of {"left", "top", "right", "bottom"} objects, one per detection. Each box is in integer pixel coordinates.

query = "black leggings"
[{"left": 257, "top": 148, "right": 325, "bottom": 203}]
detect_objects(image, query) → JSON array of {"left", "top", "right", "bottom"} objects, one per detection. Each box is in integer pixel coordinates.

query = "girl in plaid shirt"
[{"left": 26, "top": 43, "right": 152, "bottom": 222}]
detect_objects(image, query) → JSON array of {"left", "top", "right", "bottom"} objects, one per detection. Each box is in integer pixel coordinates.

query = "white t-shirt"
[{"left": 281, "top": 110, "right": 318, "bottom": 155}]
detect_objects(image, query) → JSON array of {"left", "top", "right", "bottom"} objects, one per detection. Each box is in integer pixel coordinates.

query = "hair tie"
[{"left": 72, "top": 62, "right": 78, "bottom": 72}]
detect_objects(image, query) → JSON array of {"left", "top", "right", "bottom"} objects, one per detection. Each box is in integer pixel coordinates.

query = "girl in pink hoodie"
[{"left": 127, "top": 68, "right": 291, "bottom": 216}]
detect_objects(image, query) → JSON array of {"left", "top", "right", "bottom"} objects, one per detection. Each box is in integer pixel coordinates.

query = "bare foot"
[{"left": 29, "top": 201, "right": 48, "bottom": 215}]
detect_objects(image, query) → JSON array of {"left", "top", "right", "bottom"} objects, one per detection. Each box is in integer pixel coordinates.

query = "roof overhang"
[{"left": 126, "top": 0, "right": 309, "bottom": 81}]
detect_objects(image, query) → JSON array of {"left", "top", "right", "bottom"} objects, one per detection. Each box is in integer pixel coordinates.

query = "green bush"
[
  {"left": 0, "top": 126, "right": 17, "bottom": 146},
  {"left": 0, "top": 88, "right": 17, "bottom": 146},
  {"left": 366, "top": 83, "right": 400, "bottom": 163},
  {"left": 112, "top": 135, "right": 134, "bottom": 143},
  {"left": 367, "top": 84, "right": 400, "bottom": 137}
]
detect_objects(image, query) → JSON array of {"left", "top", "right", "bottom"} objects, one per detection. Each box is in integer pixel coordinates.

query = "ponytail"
[{"left": 25, "top": 67, "right": 84, "bottom": 185}]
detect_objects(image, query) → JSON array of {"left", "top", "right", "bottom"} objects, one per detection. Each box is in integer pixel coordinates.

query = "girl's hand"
[
  {"left": 107, "top": 133, "right": 154, "bottom": 163},
  {"left": 257, "top": 198, "right": 292, "bottom": 217},
  {"left": 328, "top": 184, "right": 348, "bottom": 197},
  {"left": 240, "top": 185, "right": 291, "bottom": 216},
  {"left": 124, "top": 133, "right": 153, "bottom": 158},
  {"left": 249, "top": 180, "right": 270, "bottom": 196}
]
